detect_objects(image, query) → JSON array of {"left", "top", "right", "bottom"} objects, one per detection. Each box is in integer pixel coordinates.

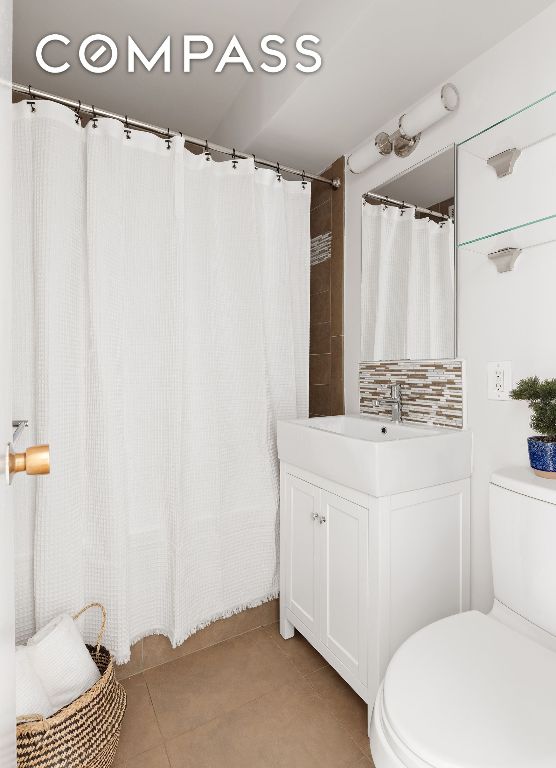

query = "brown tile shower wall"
[
  {"left": 360, "top": 360, "right": 464, "bottom": 428},
  {"left": 309, "top": 158, "right": 345, "bottom": 416}
]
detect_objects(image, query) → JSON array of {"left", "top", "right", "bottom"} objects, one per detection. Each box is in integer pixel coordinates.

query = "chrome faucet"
[{"left": 372, "top": 383, "right": 402, "bottom": 423}]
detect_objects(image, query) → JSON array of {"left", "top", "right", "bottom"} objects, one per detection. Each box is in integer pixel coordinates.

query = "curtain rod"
[
  {"left": 363, "top": 190, "right": 450, "bottom": 220},
  {"left": 12, "top": 82, "right": 341, "bottom": 189}
]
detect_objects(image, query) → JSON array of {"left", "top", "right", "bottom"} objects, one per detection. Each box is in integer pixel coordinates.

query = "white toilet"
[{"left": 370, "top": 467, "right": 556, "bottom": 768}]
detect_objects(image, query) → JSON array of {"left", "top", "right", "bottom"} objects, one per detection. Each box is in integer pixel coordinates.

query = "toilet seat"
[{"left": 372, "top": 611, "right": 556, "bottom": 768}]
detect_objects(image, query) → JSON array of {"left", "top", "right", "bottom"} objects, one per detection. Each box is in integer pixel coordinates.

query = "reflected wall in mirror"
[{"left": 360, "top": 146, "right": 456, "bottom": 361}]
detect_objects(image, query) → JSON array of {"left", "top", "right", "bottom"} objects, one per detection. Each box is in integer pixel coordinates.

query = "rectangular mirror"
[{"left": 360, "top": 145, "right": 456, "bottom": 361}]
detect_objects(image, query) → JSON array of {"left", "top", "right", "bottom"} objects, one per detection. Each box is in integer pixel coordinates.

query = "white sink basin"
[{"left": 277, "top": 415, "right": 472, "bottom": 496}]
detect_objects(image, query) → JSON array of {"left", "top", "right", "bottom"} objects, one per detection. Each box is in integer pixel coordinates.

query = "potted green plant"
[{"left": 510, "top": 376, "right": 556, "bottom": 479}]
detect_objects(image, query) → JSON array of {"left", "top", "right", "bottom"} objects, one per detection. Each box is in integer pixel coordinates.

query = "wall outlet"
[{"left": 488, "top": 361, "right": 512, "bottom": 400}]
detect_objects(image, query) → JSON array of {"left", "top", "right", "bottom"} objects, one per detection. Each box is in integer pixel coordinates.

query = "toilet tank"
[{"left": 490, "top": 467, "right": 556, "bottom": 637}]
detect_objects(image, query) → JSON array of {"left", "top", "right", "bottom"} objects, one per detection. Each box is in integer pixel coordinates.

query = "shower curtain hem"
[{"left": 116, "top": 589, "right": 280, "bottom": 665}]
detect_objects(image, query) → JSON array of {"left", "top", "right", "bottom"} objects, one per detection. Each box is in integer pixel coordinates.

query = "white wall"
[{"left": 344, "top": 2, "right": 556, "bottom": 611}]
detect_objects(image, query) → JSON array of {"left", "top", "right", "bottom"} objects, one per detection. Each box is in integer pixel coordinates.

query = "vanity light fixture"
[{"left": 347, "top": 83, "right": 460, "bottom": 174}]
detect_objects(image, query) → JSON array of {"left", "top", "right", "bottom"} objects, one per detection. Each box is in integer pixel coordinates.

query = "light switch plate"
[{"left": 488, "top": 361, "right": 512, "bottom": 400}]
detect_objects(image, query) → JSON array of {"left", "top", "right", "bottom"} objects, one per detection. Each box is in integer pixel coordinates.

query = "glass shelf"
[
  {"left": 457, "top": 89, "right": 556, "bottom": 256},
  {"left": 458, "top": 213, "right": 556, "bottom": 255},
  {"left": 458, "top": 89, "right": 556, "bottom": 158}
]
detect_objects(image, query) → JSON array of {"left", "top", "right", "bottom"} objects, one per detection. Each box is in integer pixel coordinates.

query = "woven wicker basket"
[{"left": 16, "top": 603, "right": 127, "bottom": 768}]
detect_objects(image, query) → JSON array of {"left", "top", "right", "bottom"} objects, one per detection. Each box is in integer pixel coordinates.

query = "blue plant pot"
[{"left": 527, "top": 437, "right": 556, "bottom": 478}]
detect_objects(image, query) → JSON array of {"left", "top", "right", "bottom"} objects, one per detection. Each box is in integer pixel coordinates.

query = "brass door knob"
[{"left": 5, "top": 443, "right": 50, "bottom": 484}]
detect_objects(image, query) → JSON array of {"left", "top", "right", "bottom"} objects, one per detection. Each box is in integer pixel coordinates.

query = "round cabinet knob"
[{"left": 6, "top": 443, "right": 50, "bottom": 483}]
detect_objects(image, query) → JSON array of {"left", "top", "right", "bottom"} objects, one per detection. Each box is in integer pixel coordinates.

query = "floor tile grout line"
[
  {"left": 303, "top": 668, "right": 373, "bottom": 762},
  {"left": 140, "top": 623, "right": 272, "bottom": 694},
  {"left": 260, "top": 622, "right": 329, "bottom": 677},
  {"left": 351, "top": 732, "right": 374, "bottom": 763},
  {"left": 299, "top": 669, "right": 373, "bottom": 766},
  {"left": 141, "top": 625, "right": 276, "bottom": 750},
  {"left": 141, "top": 625, "right": 304, "bottom": 745},
  {"left": 158, "top": 666, "right": 313, "bottom": 753},
  {"left": 120, "top": 624, "right": 372, "bottom": 767},
  {"left": 121, "top": 619, "right": 278, "bottom": 679},
  {"left": 118, "top": 742, "right": 173, "bottom": 768},
  {"left": 161, "top": 740, "right": 173, "bottom": 768},
  {"left": 144, "top": 672, "right": 167, "bottom": 752}
]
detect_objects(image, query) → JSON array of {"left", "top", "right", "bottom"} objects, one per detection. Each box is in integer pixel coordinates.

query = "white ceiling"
[{"left": 13, "top": 0, "right": 554, "bottom": 173}]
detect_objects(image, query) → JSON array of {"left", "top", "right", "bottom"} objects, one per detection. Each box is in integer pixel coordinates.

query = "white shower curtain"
[
  {"left": 361, "top": 202, "right": 454, "bottom": 361},
  {"left": 12, "top": 99, "right": 309, "bottom": 662}
]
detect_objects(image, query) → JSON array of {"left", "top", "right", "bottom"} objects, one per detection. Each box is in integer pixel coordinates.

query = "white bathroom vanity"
[{"left": 278, "top": 415, "right": 472, "bottom": 724}]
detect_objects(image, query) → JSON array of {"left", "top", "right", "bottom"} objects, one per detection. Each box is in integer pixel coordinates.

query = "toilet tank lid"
[{"left": 491, "top": 466, "right": 556, "bottom": 505}]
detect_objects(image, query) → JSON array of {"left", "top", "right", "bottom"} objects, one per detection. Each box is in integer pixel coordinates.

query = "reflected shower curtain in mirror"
[
  {"left": 12, "top": 100, "right": 310, "bottom": 662},
  {"left": 361, "top": 203, "right": 454, "bottom": 361}
]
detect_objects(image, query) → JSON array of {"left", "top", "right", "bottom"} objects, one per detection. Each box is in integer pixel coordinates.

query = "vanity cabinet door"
[
  {"left": 320, "top": 491, "right": 368, "bottom": 684},
  {"left": 284, "top": 474, "right": 320, "bottom": 637}
]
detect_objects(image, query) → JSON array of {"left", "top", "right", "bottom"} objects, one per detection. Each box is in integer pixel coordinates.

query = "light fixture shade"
[
  {"left": 347, "top": 139, "right": 384, "bottom": 174},
  {"left": 400, "top": 83, "right": 459, "bottom": 139},
  {"left": 347, "top": 82, "right": 459, "bottom": 173}
]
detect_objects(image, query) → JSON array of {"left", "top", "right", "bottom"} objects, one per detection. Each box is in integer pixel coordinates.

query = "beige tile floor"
[{"left": 113, "top": 622, "right": 375, "bottom": 768}]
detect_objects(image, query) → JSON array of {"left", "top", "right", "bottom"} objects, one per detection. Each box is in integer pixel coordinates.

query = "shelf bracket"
[
  {"left": 488, "top": 247, "right": 521, "bottom": 273},
  {"left": 487, "top": 148, "right": 521, "bottom": 178}
]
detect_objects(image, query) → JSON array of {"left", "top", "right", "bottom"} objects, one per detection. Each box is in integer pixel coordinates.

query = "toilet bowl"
[{"left": 370, "top": 468, "right": 556, "bottom": 768}]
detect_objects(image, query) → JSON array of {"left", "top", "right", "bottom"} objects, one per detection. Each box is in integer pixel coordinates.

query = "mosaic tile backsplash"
[{"left": 360, "top": 360, "right": 464, "bottom": 428}]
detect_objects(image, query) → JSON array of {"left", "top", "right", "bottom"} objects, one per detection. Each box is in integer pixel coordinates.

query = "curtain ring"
[
  {"left": 276, "top": 162, "right": 282, "bottom": 182},
  {"left": 124, "top": 115, "right": 131, "bottom": 140},
  {"left": 91, "top": 106, "right": 98, "bottom": 129},
  {"left": 204, "top": 139, "right": 211, "bottom": 161},
  {"left": 165, "top": 128, "right": 172, "bottom": 150},
  {"left": 252, "top": 153, "right": 257, "bottom": 170},
  {"left": 74, "top": 100, "right": 81, "bottom": 125},
  {"left": 232, "top": 148, "right": 238, "bottom": 170},
  {"left": 26, "top": 84, "right": 36, "bottom": 113},
  {"left": 301, "top": 170, "right": 307, "bottom": 190}
]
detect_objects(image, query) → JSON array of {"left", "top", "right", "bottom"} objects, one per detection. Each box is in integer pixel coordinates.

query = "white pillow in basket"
[
  {"left": 15, "top": 645, "right": 54, "bottom": 718},
  {"left": 27, "top": 614, "right": 101, "bottom": 713}
]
